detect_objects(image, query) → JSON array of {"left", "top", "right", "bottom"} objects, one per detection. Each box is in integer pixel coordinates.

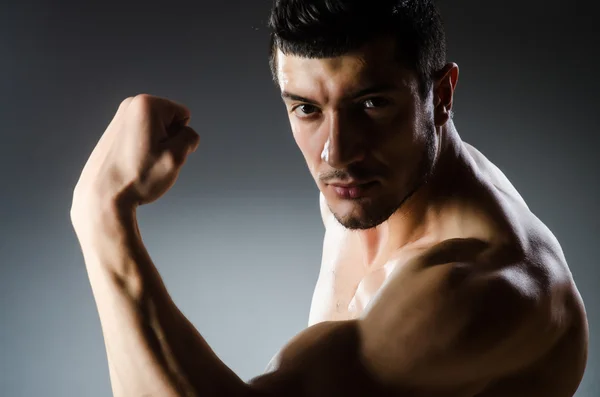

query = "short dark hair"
[{"left": 267, "top": 0, "right": 447, "bottom": 98}]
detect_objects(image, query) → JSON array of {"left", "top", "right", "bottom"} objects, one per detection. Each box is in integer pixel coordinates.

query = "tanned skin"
[{"left": 71, "top": 36, "right": 588, "bottom": 397}]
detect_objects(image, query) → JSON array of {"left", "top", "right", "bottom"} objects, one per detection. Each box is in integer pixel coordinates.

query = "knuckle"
[
  {"left": 132, "top": 93, "right": 152, "bottom": 106},
  {"left": 129, "top": 94, "right": 154, "bottom": 116},
  {"left": 133, "top": 93, "right": 152, "bottom": 102},
  {"left": 119, "top": 96, "right": 134, "bottom": 109}
]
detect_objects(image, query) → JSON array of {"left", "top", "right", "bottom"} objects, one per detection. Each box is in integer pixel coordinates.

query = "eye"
[
  {"left": 362, "top": 97, "right": 391, "bottom": 109},
  {"left": 292, "top": 104, "right": 320, "bottom": 118}
]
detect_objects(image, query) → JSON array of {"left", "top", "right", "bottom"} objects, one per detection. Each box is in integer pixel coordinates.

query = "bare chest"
[
  {"left": 307, "top": 234, "right": 423, "bottom": 325},
  {"left": 308, "top": 262, "right": 389, "bottom": 324}
]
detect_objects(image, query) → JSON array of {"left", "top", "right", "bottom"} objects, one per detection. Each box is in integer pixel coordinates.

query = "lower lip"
[{"left": 331, "top": 182, "right": 378, "bottom": 199}]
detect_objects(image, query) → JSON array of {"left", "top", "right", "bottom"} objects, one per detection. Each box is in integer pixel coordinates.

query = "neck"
[{"left": 356, "top": 121, "right": 466, "bottom": 267}]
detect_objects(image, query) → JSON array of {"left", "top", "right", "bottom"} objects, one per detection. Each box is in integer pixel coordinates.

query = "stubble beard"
[{"left": 333, "top": 122, "right": 438, "bottom": 231}]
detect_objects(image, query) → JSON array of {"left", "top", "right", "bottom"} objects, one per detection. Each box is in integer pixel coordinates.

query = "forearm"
[{"left": 73, "top": 203, "right": 249, "bottom": 397}]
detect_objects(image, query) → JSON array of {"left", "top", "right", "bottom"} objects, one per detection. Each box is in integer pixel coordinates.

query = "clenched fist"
[{"left": 71, "top": 94, "right": 200, "bottom": 223}]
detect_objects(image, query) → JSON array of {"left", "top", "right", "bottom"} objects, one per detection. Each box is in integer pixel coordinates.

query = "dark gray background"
[{"left": 1, "top": 1, "right": 598, "bottom": 396}]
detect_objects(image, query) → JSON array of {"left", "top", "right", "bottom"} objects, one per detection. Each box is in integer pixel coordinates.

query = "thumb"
[{"left": 164, "top": 126, "right": 200, "bottom": 166}]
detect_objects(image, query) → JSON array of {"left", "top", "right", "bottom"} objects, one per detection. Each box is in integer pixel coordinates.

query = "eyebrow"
[{"left": 281, "top": 83, "right": 401, "bottom": 104}]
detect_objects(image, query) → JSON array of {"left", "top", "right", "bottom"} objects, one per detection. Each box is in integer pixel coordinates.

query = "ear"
[{"left": 433, "top": 63, "right": 459, "bottom": 127}]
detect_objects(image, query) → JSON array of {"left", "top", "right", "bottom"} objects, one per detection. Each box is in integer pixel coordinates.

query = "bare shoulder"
[
  {"left": 361, "top": 227, "right": 582, "bottom": 380},
  {"left": 250, "top": 233, "right": 586, "bottom": 396},
  {"left": 462, "top": 141, "right": 585, "bottom": 315},
  {"left": 462, "top": 142, "right": 528, "bottom": 207},
  {"left": 250, "top": 209, "right": 587, "bottom": 396},
  {"left": 514, "top": 206, "right": 589, "bottom": 360}
]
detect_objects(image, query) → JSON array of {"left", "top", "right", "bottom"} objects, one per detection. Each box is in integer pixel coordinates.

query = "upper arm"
[
  {"left": 249, "top": 239, "right": 569, "bottom": 396},
  {"left": 249, "top": 321, "right": 388, "bottom": 397}
]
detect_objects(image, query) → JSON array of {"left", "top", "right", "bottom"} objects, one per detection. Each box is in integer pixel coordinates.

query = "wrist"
[
  {"left": 72, "top": 196, "right": 148, "bottom": 300},
  {"left": 71, "top": 191, "right": 137, "bottom": 241}
]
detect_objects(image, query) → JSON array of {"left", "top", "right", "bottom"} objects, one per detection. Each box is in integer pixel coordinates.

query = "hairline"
[{"left": 268, "top": 33, "right": 435, "bottom": 99}]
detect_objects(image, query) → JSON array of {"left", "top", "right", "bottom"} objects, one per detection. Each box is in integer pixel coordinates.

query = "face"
[{"left": 277, "top": 37, "right": 440, "bottom": 230}]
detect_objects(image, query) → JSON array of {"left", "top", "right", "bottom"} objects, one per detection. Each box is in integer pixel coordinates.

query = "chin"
[{"left": 332, "top": 197, "right": 397, "bottom": 230}]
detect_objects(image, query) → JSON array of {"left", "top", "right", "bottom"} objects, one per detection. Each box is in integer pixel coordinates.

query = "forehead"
[{"left": 276, "top": 37, "right": 416, "bottom": 98}]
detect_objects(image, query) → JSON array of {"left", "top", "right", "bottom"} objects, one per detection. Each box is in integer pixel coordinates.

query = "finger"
[{"left": 163, "top": 126, "right": 200, "bottom": 166}]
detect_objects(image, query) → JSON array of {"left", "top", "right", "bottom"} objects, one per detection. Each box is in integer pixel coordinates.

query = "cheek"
[
  {"left": 373, "top": 117, "right": 415, "bottom": 158},
  {"left": 291, "top": 121, "right": 324, "bottom": 172},
  {"left": 372, "top": 108, "right": 424, "bottom": 170}
]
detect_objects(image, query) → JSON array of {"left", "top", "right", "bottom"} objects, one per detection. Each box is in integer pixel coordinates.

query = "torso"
[{"left": 308, "top": 142, "right": 588, "bottom": 397}]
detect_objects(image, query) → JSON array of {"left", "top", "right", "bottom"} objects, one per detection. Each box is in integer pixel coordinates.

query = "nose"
[{"left": 321, "top": 112, "right": 366, "bottom": 168}]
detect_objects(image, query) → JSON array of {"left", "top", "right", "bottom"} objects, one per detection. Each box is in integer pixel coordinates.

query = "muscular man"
[{"left": 70, "top": 1, "right": 588, "bottom": 396}]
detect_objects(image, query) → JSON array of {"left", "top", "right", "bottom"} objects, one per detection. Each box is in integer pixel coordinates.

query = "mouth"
[{"left": 328, "top": 180, "right": 379, "bottom": 199}]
